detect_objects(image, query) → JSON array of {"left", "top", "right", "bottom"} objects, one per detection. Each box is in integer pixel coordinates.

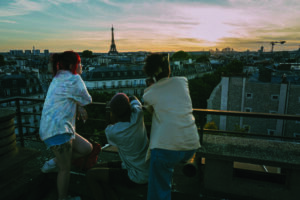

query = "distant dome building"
[{"left": 0, "top": 73, "right": 45, "bottom": 135}]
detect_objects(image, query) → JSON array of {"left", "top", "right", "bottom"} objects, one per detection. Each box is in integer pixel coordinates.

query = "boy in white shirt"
[{"left": 143, "top": 53, "right": 201, "bottom": 200}]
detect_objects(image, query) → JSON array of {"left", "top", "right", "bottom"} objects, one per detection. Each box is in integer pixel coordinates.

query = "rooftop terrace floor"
[
  {"left": 6, "top": 136, "right": 289, "bottom": 200},
  {"left": 3, "top": 139, "right": 236, "bottom": 200}
]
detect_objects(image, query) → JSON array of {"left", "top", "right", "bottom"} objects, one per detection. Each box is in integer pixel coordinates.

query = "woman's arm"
[{"left": 72, "top": 75, "right": 92, "bottom": 106}]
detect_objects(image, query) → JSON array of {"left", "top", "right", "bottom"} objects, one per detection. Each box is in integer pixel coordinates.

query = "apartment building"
[{"left": 207, "top": 75, "right": 300, "bottom": 137}]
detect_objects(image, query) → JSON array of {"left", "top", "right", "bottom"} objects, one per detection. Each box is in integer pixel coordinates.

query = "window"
[
  {"left": 111, "top": 81, "right": 115, "bottom": 88},
  {"left": 29, "top": 88, "right": 33, "bottom": 93},
  {"left": 246, "top": 93, "right": 253, "bottom": 99},
  {"left": 5, "top": 89, "right": 10, "bottom": 96},
  {"left": 25, "top": 116, "right": 29, "bottom": 123},
  {"left": 244, "top": 107, "right": 252, "bottom": 112},
  {"left": 294, "top": 133, "right": 300, "bottom": 138},
  {"left": 12, "top": 89, "right": 18, "bottom": 96},
  {"left": 269, "top": 110, "right": 277, "bottom": 114},
  {"left": 126, "top": 80, "right": 130, "bottom": 87},
  {"left": 268, "top": 129, "right": 276, "bottom": 136},
  {"left": 21, "top": 88, "right": 26, "bottom": 95},
  {"left": 271, "top": 95, "right": 279, "bottom": 101},
  {"left": 243, "top": 125, "right": 250, "bottom": 133},
  {"left": 296, "top": 114, "right": 300, "bottom": 124}
]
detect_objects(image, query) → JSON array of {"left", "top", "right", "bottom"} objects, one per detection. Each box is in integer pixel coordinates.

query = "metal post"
[
  {"left": 105, "top": 101, "right": 111, "bottom": 125},
  {"left": 199, "top": 113, "right": 206, "bottom": 145},
  {"left": 15, "top": 98, "right": 24, "bottom": 147}
]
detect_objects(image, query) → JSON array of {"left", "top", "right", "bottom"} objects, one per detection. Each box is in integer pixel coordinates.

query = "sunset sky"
[{"left": 1, "top": 0, "right": 300, "bottom": 53}]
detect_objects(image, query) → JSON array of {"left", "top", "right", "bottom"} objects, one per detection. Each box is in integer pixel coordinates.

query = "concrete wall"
[
  {"left": 199, "top": 134, "right": 300, "bottom": 200},
  {"left": 285, "top": 84, "right": 300, "bottom": 137}
]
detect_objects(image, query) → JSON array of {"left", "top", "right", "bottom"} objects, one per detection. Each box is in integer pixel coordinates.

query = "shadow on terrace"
[{"left": 1, "top": 97, "right": 300, "bottom": 200}]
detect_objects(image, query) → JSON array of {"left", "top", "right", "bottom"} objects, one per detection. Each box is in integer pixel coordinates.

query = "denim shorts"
[{"left": 44, "top": 133, "right": 74, "bottom": 149}]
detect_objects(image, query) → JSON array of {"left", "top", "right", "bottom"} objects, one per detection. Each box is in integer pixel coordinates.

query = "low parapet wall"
[
  {"left": 0, "top": 108, "right": 40, "bottom": 200},
  {"left": 198, "top": 134, "right": 300, "bottom": 200}
]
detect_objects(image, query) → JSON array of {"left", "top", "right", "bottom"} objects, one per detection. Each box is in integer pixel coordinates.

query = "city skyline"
[{"left": 1, "top": 0, "right": 300, "bottom": 53}]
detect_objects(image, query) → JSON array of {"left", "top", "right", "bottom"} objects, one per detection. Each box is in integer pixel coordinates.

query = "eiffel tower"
[{"left": 108, "top": 25, "right": 118, "bottom": 55}]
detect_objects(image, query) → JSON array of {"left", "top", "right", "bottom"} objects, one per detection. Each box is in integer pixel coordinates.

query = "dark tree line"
[{"left": 0, "top": 55, "right": 5, "bottom": 66}]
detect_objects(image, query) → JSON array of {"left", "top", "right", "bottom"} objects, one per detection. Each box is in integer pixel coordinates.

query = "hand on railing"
[
  {"left": 77, "top": 106, "right": 88, "bottom": 123},
  {"left": 129, "top": 95, "right": 137, "bottom": 102}
]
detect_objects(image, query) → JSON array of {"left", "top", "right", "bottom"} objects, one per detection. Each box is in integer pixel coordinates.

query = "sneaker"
[{"left": 41, "top": 160, "right": 58, "bottom": 173}]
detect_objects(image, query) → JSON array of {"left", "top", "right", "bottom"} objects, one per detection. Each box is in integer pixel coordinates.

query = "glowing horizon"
[{"left": 1, "top": 0, "right": 300, "bottom": 53}]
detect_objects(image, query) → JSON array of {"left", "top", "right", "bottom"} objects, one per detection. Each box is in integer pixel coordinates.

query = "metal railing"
[
  {"left": 1, "top": 97, "right": 300, "bottom": 147},
  {"left": 195, "top": 108, "right": 300, "bottom": 144}
]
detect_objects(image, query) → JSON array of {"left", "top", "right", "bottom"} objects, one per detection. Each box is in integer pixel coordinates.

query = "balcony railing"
[
  {"left": 2, "top": 96, "right": 300, "bottom": 199},
  {"left": 1, "top": 97, "right": 300, "bottom": 147}
]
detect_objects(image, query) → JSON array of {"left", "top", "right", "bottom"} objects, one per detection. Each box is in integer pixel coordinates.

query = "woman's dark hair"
[
  {"left": 50, "top": 50, "right": 80, "bottom": 76},
  {"left": 143, "top": 53, "right": 170, "bottom": 81}
]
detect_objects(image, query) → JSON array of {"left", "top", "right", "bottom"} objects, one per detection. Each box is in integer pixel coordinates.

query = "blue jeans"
[{"left": 147, "top": 148, "right": 196, "bottom": 200}]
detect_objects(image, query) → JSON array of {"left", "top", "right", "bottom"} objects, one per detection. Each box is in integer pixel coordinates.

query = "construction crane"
[{"left": 270, "top": 41, "right": 286, "bottom": 53}]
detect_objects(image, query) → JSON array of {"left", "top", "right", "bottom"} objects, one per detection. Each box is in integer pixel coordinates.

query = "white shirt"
[
  {"left": 105, "top": 100, "right": 150, "bottom": 184},
  {"left": 39, "top": 70, "right": 92, "bottom": 141},
  {"left": 143, "top": 77, "right": 201, "bottom": 151}
]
